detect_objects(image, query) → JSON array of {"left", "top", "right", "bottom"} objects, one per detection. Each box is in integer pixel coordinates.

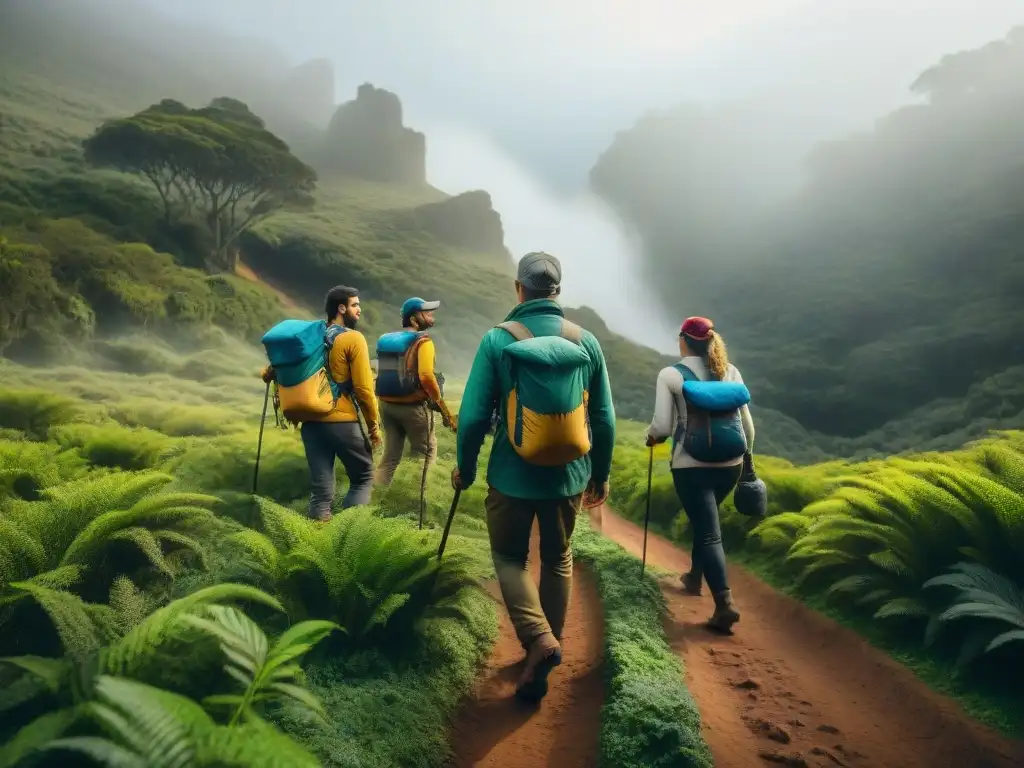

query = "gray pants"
[
  {"left": 375, "top": 401, "right": 437, "bottom": 487},
  {"left": 300, "top": 421, "right": 374, "bottom": 520}
]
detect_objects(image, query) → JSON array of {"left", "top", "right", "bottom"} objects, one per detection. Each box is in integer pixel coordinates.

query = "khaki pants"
[
  {"left": 376, "top": 401, "right": 437, "bottom": 486},
  {"left": 485, "top": 486, "right": 582, "bottom": 648}
]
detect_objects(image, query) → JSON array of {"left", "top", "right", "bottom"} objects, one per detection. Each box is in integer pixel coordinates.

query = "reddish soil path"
[
  {"left": 446, "top": 525, "right": 604, "bottom": 768},
  {"left": 235, "top": 260, "right": 308, "bottom": 314},
  {"left": 597, "top": 506, "right": 1024, "bottom": 768}
]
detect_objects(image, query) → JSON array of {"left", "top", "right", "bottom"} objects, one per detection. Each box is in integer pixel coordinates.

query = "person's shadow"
[{"left": 446, "top": 660, "right": 541, "bottom": 766}]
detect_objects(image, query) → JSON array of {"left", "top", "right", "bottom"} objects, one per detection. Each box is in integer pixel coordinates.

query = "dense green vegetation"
[
  {"left": 592, "top": 26, "right": 1024, "bottom": 447},
  {"left": 572, "top": 519, "right": 712, "bottom": 768},
  {"left": 609, "top": 421, "right": 1024, "bottom": 736},
  {"left": 5, "top": 2, "right": 1024, "bottom": 764},
  {"left": 0, "top": 336, "right": 499, "bottom": 767},
  {"left": 0, "top": 1, "right": 686, "bottom": 426}
]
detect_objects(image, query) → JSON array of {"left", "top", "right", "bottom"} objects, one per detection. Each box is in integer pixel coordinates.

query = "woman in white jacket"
[{"left": 645, "top": 316, "right": 755, "bottom": 633}]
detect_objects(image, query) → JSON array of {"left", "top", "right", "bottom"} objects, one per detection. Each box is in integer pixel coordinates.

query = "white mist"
[{"left": 417, "top": 120, "right": 678, "bottom": 353}]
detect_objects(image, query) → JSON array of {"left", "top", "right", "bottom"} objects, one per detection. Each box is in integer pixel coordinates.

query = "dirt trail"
[
  {"left": 447, "top": 524, "right": 604, "bottom": 768},
  {"left": 234, "top": 260, "right": 307, "bottom": 313},
  {"left": 596, "top": 506, "right": 1024, "bottom": 768}
]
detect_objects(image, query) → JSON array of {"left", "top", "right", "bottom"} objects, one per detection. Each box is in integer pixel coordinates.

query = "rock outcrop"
[
  {"left": 410, "top": 190, "right": 507, "bottom": 255},
  {"left": 325, "top": 83, "right": 426, "bottom": 184}
]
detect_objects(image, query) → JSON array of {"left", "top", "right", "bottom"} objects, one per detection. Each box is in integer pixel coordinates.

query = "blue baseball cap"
[{"left": 401, "top": 297, "right": 440, "bottom": 322}]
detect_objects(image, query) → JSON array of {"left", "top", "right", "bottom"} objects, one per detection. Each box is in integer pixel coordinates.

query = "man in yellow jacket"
[
  {"left": 374, "top": 297, "right": 456, "bottom": 487},
  {"left": 294, "top": 285, "right": 382, "bottom": 520}
]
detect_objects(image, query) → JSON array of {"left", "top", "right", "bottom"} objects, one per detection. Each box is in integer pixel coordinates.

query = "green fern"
[
  {"left": 31, "top": 674, "right": 321, "bottom": 768},
  {"left": 104, "top": 584, "right": 283, "bottom": 678},
  {"left": 0, "top": 707, "right": 82, "bottom": 768},
  {"left": 3, "top": 580, "right": 119, "bottom": 660},
  {"left": 923, "top": 561, "right": 1024, "bottom": 666},
  {"left": 185, "top": 604, "right": 337, "bottom": 725},
  {"left": 1, "top": 472, "right": 220, "bottom": 649},
  {"left": 40, "top": 675, "right": 210, "bottom": 768},
  {"left": 193, "top": 717, "right": 321, "bottom": 767},
  {"left": 873, "top": 597, "right": 929, "bottom": 620},
  {"left": 237, "top": 498, "right": 480, "bottom": 642},
  {"left": 107, "top": 576, "right": 154, "bottom": 635}
]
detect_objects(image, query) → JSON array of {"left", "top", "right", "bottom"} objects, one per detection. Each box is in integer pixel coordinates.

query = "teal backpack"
[
  {"left": 496, "top": 319, "right": 593, "bottom": 467},
  {"left": 672, "top": 363, "right": 750, "bottom": 463},
  {"left": 260, "top": 319, "right": 349, "bottom": 425}
]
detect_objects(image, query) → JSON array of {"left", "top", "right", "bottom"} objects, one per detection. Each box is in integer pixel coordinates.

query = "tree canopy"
[{"left": 83, "top": 98, "right": 317, "bottom": 272}]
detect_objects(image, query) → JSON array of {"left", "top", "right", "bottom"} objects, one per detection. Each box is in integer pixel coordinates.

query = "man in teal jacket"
[{"left": 452, "top": 251, "right": 615, "bottom": 703}]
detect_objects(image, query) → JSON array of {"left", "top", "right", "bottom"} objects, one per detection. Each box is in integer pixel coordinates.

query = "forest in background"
[{"left": 592, "top": 25, "right": 1024, "bottom": 447}]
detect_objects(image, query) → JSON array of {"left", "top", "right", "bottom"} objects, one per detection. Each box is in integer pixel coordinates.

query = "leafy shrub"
[
  {"left": 166, "top": 432, "right": 308, "bottom": 501},
  {"left": 0, "top": 471, "right": 220, "bottom": 657},
  {"left": 924, "top": 562, "right": 1024, "bottom": 667},
  {"left": 1, "top": 593, "right": 329, "bottom": 768},
  {"left": 233, "top": 499, "right": 479, "bottom": 644},
  {"left": 106, "top": 399, "right": 245, "bottom": 438},
  {"left": 0, "top": 439, "right": 88, "bottom": 503},
  {"left": 50, "top": 423, "right": 175, "bottom": 470},
  {"left": 0, "top": 389, "right": 81, "bottom": 439}
]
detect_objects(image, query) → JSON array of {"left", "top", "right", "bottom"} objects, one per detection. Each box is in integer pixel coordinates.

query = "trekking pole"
[
  {"left": 419, "top": 408, "right": 434, "bottom": 530},
  {"left": 437, "top": 489, "right": 462, "bottom": 561},
  {"left": 252, "top": 380, "right": 271, "bottom": 495},
  {"left": 640, "top": 445, "right": 654, "bottom": 576}
]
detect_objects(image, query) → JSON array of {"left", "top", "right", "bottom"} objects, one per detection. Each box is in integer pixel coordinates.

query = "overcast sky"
[{"left": 149, "top": 0, "right": 1023, "bottom": 187}]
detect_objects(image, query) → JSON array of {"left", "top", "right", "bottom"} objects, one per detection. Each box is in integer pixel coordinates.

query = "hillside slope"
[
  {"left": 0, "top": 0, "right": 699, "bottom": 428},
  {"left": 591, "top": 25, "right": 1024, "bottom": 446}
]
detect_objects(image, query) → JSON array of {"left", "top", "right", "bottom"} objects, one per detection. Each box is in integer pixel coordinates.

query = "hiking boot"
[
  {"left": 515, "top": 633, "right": 562, "bottom": 703},
  {"left": 707, "top": 589, "right": 740, "bottom": 634},
  {"left": 680, "top": 571, "right": 703, "bottom": 596}
]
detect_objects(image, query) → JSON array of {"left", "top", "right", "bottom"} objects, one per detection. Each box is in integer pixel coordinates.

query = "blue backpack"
[
  {"left": 672, "top": 363, "right": 751, "bottom": 463},
  {"left": 375, "top": 330, "right": 446, "bottom": 404},
  {"left": 261, "top": 319, "right": 349, "bottom": 424}
]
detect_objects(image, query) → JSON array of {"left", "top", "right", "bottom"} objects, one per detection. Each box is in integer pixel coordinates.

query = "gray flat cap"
[{"left": 517, "top": 251, "right": 562, "bottom": 292}]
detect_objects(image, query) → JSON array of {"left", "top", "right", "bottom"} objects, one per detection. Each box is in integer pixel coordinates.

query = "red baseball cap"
[{"left": 680, "top": 316, "right": 714, "bottom": 341}]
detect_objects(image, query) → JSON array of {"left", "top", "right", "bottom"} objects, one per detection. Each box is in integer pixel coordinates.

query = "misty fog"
[
  {"left": 7, "top": 0, "right": 1023, "bottom": 349},
  {"left": 417, "top": 118, "right": 679, "bottom": 350},
  {"left": 135, "top": 0, "right": 1024, "bottom": 346}
]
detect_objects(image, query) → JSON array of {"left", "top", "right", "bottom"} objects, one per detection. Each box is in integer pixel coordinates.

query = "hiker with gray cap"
[{"left": 452, "top": 251, "right": 617, "bottom": 703}]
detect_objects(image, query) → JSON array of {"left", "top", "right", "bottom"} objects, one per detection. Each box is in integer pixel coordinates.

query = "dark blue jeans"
[
  {"left": 300, "top": 421, "right": 374, "bottom": 519},
  {"left": 671, "top": 465, "right": 743, "bottom": 596}
]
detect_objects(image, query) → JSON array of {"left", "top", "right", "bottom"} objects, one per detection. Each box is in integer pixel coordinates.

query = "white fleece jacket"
[{"left": 645, "top": 356, "right": 756, "bottom": 469}]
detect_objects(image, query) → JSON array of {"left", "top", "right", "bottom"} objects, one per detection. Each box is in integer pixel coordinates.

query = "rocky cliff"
[
  {"left": 324, "top": 83, "right": 426, "bottom": 184},
  {"left": 410, "top": 190, "right": 508, "bottom": 256}
]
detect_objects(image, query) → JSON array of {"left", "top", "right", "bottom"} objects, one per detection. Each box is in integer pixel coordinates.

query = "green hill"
[
  {"left": 591, "top": 25, "right": 1024, "bottom": 448},
  {"left": 0, "top": 0, "right": 697, "bottom": 430}
]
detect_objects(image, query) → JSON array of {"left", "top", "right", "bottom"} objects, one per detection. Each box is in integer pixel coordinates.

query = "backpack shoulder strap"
[
  {"left": 495, "top": 321, "right": 534, "bottom": 341},
  {"left": 559, "top": 319, "right": 583, "bottom": 344},
  {"left": 672, "top": 362, "right": 698, "bottom": 382},
  {"left": 325, "top": 324, "right": 347, "bottom": 349},
  {"left": 405, "top": 331, "right": 430, "bottom": 369}
]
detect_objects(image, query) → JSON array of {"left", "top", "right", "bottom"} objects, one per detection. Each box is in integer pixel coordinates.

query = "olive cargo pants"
[
  {"left": 485, "top": 486, "right": 582, "bottom": 648},
  {"left": 376, "top": 401, "right": 437, "bottom": 486}
]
